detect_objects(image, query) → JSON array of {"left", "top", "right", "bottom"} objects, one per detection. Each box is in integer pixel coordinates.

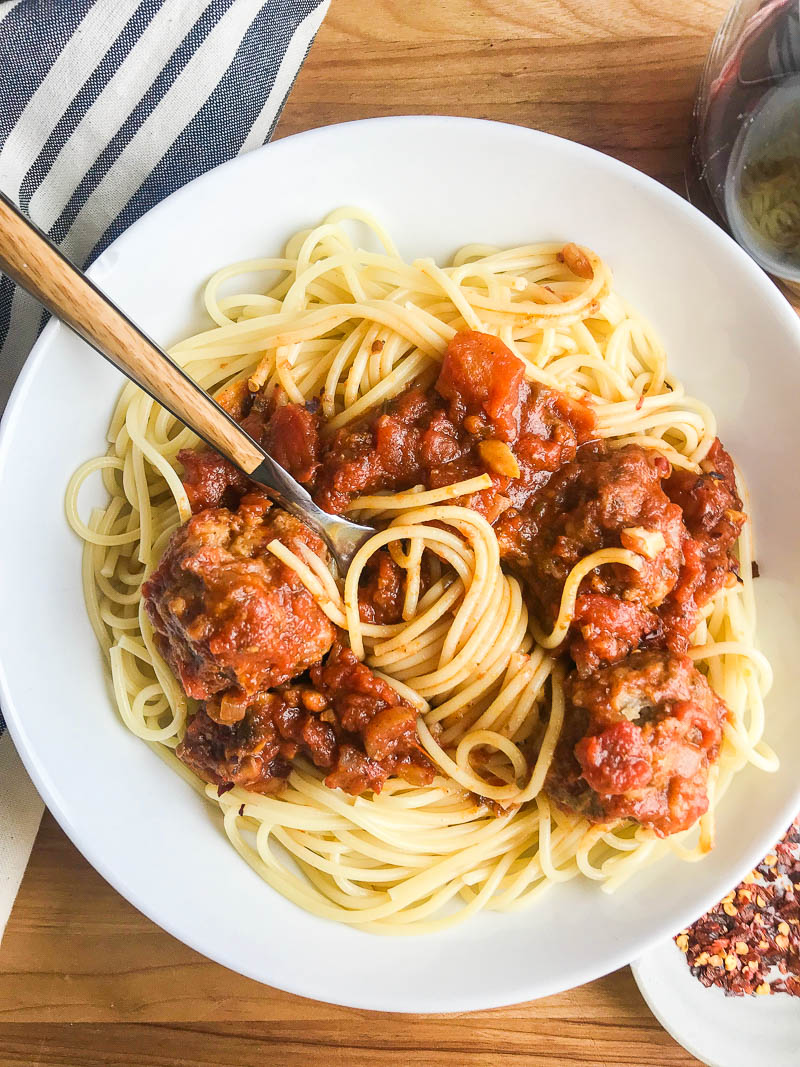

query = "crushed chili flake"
[
  {"left": 675, "top": 817, "right": 800, "bottom": 996},
  {"left": 217, "top": 781, "right": 234, "bottom": 796},
  {"left": 751, "top": 560, "right": 760, "bottom": 579},
  {"left": 238, "top": 803, "right": 245, "bottom": 817}
]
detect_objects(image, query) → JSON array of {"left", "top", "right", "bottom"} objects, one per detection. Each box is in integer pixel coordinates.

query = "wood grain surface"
[{"left": 0, "top": 1, "right": 737, "bottom": 1063}]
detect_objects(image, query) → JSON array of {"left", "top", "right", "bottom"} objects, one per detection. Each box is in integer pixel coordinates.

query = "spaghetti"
[{"left": 66, "top": 208, "right": 777, "bottom": 933}]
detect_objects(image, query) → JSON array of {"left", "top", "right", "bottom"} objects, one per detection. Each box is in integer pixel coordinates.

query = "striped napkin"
[{"left": 0, "top": 0, "right": 328, "bottom": 943}]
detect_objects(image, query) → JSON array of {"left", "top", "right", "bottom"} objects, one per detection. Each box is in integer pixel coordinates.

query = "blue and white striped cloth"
[{"left": 0, "top": 0, "right": 328, "bottom": 942}]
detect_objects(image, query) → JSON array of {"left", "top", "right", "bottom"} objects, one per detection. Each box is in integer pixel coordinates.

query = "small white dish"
[{"left": 633, "top": 940, "right": 800, "bottom": 1066}]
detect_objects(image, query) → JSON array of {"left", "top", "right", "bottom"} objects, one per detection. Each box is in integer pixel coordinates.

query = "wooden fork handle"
[{"left": 0, "top": 192, "right": 264, "bottom": 474}]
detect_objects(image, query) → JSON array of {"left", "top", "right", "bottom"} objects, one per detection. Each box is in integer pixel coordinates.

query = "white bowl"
[
  {"left": 1, "top": 117, "right": 799, "bottom": 1012},
  {"left": 633, "top": 939, "right": 800, "bottom": 1066}
]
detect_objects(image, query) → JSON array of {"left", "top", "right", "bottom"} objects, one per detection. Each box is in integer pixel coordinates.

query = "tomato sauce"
[{"left": 160, "top": 329, "right": 745, "bottom": 830}]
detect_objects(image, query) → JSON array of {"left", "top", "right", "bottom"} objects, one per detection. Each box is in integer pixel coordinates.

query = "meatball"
[
  {"left": 660, "top": 438, "right": 746, "bottom": 650},
  {"left": 524, "top": 443, "right": 685, "bottom": 673},
  {"left": 545, "top": 651, "right": 727, "bottom": 837},
  {"left": 177, "top": 643, "right": 435, "bottom": 797},
  {"left": 142, "top": 491, "right": 336, "bottom": 702}
]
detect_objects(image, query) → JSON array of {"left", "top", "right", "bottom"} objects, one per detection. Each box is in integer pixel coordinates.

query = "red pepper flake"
[
  {"left": 238, "top": 803, "right": 245, "bottom": 817},
  {"left": 676, "top": 818, "right": 800, "bottom": 996},
  {"left": 217, "top": 782, "right": 234, "bottom": 796},
  {"left": 635, "top": 394, "right": 644, "bottom": 411},
  {"left": 751, "top": 561, "right": 760, "bottom": 579}
]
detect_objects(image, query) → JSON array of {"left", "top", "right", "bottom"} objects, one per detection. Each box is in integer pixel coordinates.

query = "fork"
[{"left": 0, "top": 192, "right": 375, "bottom": 572}]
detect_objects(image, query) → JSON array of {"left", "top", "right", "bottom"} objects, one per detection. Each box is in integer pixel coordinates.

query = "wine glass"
[{"left": 688, "top": 0, "right": 800, "bottom": 297}]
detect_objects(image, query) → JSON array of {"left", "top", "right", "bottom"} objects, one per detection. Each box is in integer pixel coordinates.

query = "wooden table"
[{"left": 0, "top": 1, "right": 733, "bottom": 1063}]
